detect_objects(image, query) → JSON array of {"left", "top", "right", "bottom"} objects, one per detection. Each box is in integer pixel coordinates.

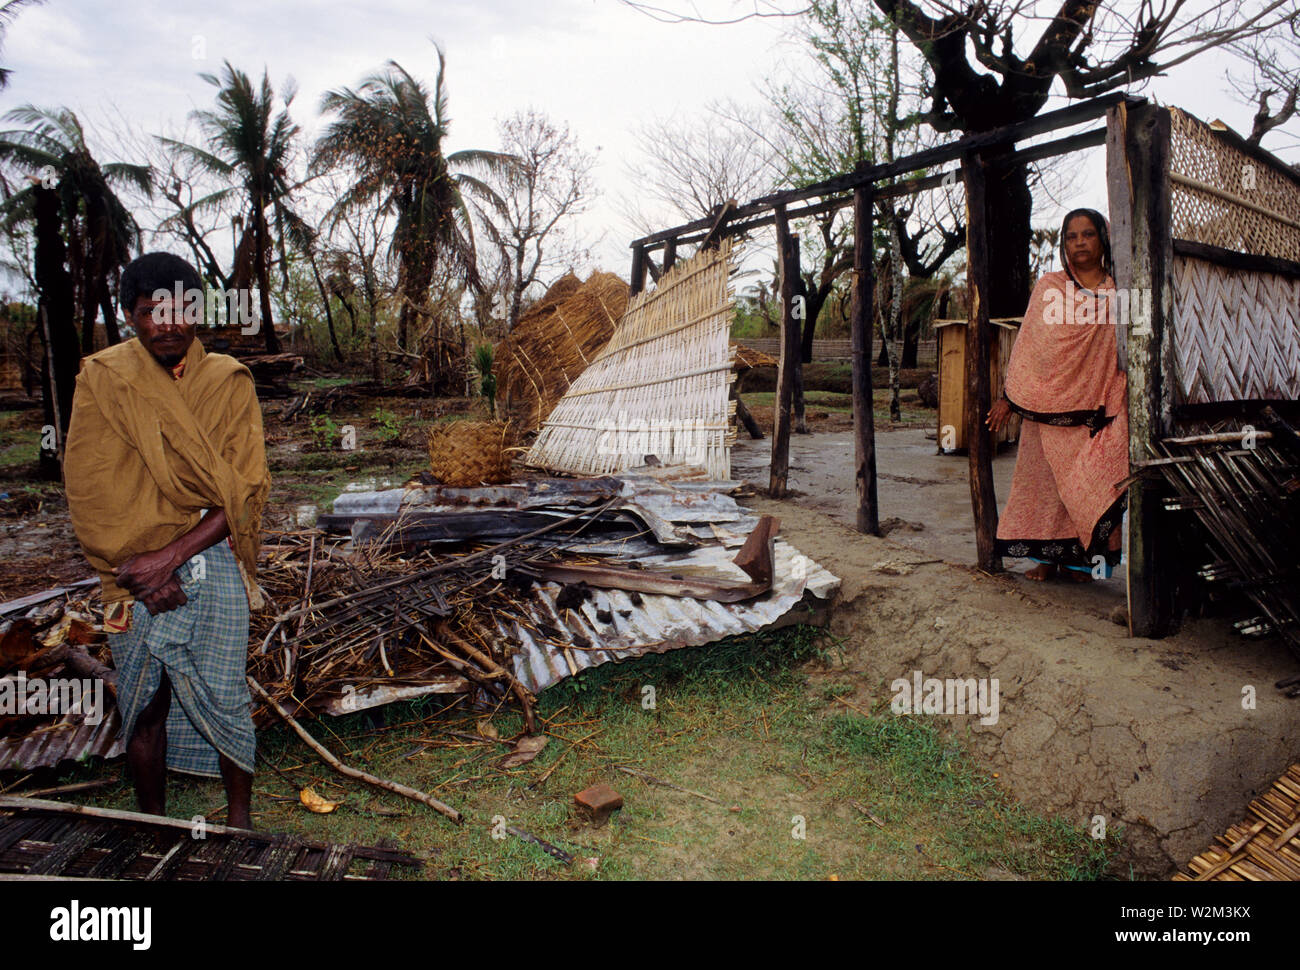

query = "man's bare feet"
[
  {"left": 1063, "top": 568, "right": 1093, "bottom": 583},
  {"left": 1025, "top": 562, "right": 1055, "bottom": 581}
]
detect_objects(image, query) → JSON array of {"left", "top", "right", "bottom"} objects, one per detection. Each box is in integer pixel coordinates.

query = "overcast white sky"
[{"left": 2, "top": 0, "right": 1294, "bottom": 288}]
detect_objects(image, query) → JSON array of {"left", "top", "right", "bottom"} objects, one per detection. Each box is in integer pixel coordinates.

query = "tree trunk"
[
  {"left": 508, "top": 244, "right": 525, "bottom": 332},
  {"left": 253, "top": 207, "right": 281, "bottom": 353},
  {"left": 341, "top": 297, "right": 358, "bottom": 339},
  {"left": 800, "top": 284, "right": 818, "bottom": 364},
  {"left": 901, "top": 313, "right": 919, "bottom": 368},
  {"left": 365, "top": 266, "right": 381, "bottom": 383},
  {"left": 33, "top": 186, "right": 78, "bottom": 481},
  {"left": 982, "top": 151, "right": 1034, "bottom": 318},
  {"left": 885, "top": 210, "right": 904, "bottom": 423},
  {"left": 309, "top": 253, "right": 344, "bottom": 363},
  {"left": 100, "top": 290, "right": 121, "bottom": 346}
]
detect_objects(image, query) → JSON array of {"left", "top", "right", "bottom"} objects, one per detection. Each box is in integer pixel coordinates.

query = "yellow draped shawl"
[{"left": 64, "top": 337, "right": 270, "bottom": 609}]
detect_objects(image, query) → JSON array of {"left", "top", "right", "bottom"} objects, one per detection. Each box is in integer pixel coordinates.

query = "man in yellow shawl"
[{"left": 64, "top": 252, "right": 269, "bottom": 828}]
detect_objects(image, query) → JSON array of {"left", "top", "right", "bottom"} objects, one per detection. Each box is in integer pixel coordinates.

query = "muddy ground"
[{"left": 731, "top": 429, "right": 1300, "bottom": 877}]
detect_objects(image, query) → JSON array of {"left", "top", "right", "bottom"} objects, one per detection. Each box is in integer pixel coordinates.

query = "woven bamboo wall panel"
[
  {"left": 1170, "top": 254, "right": 1300, "bottom": 404},
  {"left": 526, "top": 240, "right": 738, "bottom": 479},
  {"left": 1169, "top": 107, "right": 1300, "bottom": 262}
]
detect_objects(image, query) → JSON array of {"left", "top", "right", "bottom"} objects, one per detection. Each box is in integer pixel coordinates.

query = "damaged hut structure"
[
  {"left": 2, "top": 93, "right": 1297, "bottom": 877},
  {"left": 628, "top": 92, "right": 1300, "bottom": 687}
]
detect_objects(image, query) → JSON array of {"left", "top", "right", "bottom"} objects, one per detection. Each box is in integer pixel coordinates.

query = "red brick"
[{"left": 574, "top": 784, "right": 624, "bottom": 826}]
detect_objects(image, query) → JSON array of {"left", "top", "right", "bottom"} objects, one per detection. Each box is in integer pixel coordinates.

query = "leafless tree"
[
  {"left": 624, "top": 0, "right": 1300, "bottom": 315},
  {"left": 480, "top": 109, "right": 597, "bottom": 331},
  {"left": 1225, "top": 20, "right": 1300, "bottom": 149},
  {"left": 623, "top": 114, "right": 776, "bottom": 232}
]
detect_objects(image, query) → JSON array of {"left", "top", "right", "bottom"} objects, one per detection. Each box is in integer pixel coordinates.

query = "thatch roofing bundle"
[
  {"left": 732, "top": 343, "right": 778, "bottom": 371},
  {"left": 493, "top": 271, "right": 629, "bottom": 433}
]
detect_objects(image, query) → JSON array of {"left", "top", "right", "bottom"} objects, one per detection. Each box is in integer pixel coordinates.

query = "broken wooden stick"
[
  {"left": 848, "top": 799, "right": 886, "bottom": 828},
  {"left": 247, "top": 676, "right": 463, "bottom": 824},
  {"left": 436, "top": 621, "right": 536, "bottom": 735}
]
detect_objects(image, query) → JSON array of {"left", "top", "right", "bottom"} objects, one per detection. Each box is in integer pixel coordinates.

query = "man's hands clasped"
[{"left": 115, "top": 547, "right": 188, "bottom": 616}]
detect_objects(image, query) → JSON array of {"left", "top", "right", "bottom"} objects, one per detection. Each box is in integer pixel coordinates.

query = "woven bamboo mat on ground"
[{"left": 1175, "top": 763, "right": 1300, "bottom": 880}]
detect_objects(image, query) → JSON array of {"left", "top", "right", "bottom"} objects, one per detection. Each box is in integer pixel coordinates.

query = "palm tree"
[
  {"left": 0, "top": 0, "right": 45, "bottom": 90},
  {"left": 313, "top": 45, "right": 511, "bottom": 371},
  {"left": 0, "top": 107, "right": 151, "bottom": 477},
  {"left": 0, "top": 106, "right": 152, "bottom": 352},
  {"left": 162, "top": 62, "right": 309, "bottom": 353}
]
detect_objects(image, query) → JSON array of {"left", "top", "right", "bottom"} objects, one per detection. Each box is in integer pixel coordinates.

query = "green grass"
[
  {"left": 30, "top": 626, "right": 1117, "bottom": 881},
  {"left": 0, "top": 410, "right": 41, "bottom": 472}
]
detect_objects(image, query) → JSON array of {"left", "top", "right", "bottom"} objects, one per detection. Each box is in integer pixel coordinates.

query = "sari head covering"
[
  {"left": 1002, "top": 208, "right": 1125, "bottom": 430},
  {"left": 1058, "top": 208, "right": 1113, "bottom": 289}
]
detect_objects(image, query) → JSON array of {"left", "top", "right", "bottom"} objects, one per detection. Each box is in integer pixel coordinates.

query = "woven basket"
[{"left": 426, "top": 420, "right": 513, "bottom": 487}]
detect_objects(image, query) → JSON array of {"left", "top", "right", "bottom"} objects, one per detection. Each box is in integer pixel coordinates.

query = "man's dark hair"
[
  {"left": 1058, "top": 208, "right": 1113, "bottom": 286},
  {"left": 120, "top": 252, "right": 204, "bottom": 316}
]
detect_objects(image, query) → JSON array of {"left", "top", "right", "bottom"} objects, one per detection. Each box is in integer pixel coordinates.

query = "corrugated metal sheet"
[
  {"left": 497, "top": 539, "right": 839, "bottom": 694},
  {"left": 0, "top": 706, "right": 124, "bottom": 772}
]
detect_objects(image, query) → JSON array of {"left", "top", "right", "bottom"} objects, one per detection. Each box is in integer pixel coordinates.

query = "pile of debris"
[
  {"left": 0, "top": 585, "right": 123, "bottom": 773},
  {"left": 256, "top": 470, "right": 838, "bottom": 726}
]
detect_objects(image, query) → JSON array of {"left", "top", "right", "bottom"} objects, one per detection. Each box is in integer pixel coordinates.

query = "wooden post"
[
  {"left": 961, "top": 150, "right": 1001, "bottom": 571},
  {"left": 629, "top": 244, "right": 647, "bottom": 296},
  {"left": 769, "top": 205, "right": 799, "bottom": 498},
  {"left": 662, "top": 237, "right": 677, "bottom": 273},
  {"left": 1112, "top": 102, "right": 1178, "bottom": 638},
  {"left": 850, "top": 186, "right": 880, "bottom": 535},
  {"left": 793, "top": 326, "right": 808, "bottom": 434}
]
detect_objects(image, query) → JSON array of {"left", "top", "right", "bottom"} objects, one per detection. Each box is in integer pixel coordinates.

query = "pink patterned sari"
[{"left": 995, "top": 270, "right": 1129, "bottom": 570}]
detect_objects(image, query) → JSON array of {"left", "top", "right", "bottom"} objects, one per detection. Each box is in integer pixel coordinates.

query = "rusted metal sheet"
[{"left": 0, "top": 706, "right": 124, "bottom": 773}]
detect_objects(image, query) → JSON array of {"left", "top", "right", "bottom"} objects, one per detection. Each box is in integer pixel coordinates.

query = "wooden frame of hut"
[{"left": 627, "top": 91, "right": 1300, "bottom": 643}]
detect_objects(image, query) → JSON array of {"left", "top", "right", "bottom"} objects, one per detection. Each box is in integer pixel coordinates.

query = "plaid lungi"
[{"left": 107, "top": 540, "right": 255, "bottom": 777}]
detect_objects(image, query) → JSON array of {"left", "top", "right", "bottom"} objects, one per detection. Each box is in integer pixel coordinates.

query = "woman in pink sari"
[{"left": 986, "top": 208, "right": 1128, "bottom": 581}]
